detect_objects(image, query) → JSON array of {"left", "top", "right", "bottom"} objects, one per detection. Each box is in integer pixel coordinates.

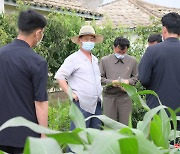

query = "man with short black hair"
[
  {"left": 99, "top": 37, "right": 138, "bottom": 125},
  {"left": 148, "top": 33, "right": 162, "bottom": 46},
  {"left": 139, "top": 12, "right": 180, "bottom": 130},
  {"left": 0, "top": 9, "right": 48, "bottom": 153}
]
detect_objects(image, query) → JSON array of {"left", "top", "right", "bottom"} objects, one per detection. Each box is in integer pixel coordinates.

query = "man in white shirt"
[{"left": 55, "top": 25, "right": 103, "bottom": 129}]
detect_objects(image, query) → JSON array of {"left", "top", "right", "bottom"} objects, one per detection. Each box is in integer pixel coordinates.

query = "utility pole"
[{"left": 0, "top": 0, "right": 4, "bottom": 13}]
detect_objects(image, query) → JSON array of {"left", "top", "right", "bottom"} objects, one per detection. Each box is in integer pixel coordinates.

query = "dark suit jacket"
[{"left": 139, "top": 37, "right": 180, "bottom": 114}]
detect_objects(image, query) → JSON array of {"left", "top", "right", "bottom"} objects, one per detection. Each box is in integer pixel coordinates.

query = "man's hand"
[
  {"left": 112, "top": 80, "right": 120, "bottom": 87},
  {"left": 73, "top": 93, "right": 79, "bottom": 102},
  {"left": 112, "top": 79, "right": 128, "bottom": 92},
  {"left": 41, "top": 134, "right": 46, "bottom": 138},
  {"left": 121, "top": 79, "right": 129, "bottom": 84}
]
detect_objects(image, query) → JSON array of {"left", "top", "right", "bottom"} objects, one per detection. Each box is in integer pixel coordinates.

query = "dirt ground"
[{"left": 48, "top": 91, "right": 68, "bottom": 105}]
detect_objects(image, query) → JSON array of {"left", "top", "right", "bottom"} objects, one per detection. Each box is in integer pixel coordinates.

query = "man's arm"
[
  {"left": 57, "top": 79, "right": 78, "bottom": 101},
  {"left": 99, "top": 58, "right": 113, "bottom": 85},
  {"left": 55, "top": 56, "right": 78, "bottom": 101},
  {"left": 35, "top": 101, "right": 48, "bottom": 138},
  {"left": 32, "top": 61, "right": 48, "bottom": 138},
  {"left": 128, "top": 59, "right": 138, "bottom": 85}
]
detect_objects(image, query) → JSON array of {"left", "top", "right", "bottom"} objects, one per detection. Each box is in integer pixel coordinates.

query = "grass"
[{"left": 48, "top": 98, "right": 70, "bottom": 131}]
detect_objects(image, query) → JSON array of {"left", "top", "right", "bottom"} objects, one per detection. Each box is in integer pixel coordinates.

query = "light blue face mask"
[
  {"left": 115, "top": 53, "right": 125, "bottom": 59},
  {"left": 82, "top": 42, "right": 95, "bottom": 52}
]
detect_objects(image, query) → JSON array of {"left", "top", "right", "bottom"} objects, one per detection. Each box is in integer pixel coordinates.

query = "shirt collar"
[
  {"left": 78, "top": 50, "right": 97, "bottom": 62},
  {"left": 113, "top": 54, "right": 125, "bottom": 64},
  {"left": 13, "top": 39, "right": 30, "bottom": 48}
]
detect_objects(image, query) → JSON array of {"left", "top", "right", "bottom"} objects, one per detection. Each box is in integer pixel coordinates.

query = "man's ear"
[
  {"left": 78, "top": 38, "right": 82, "bottom": 45},
  {"left": 162, "top": 26, "right": 168, "bottom": 35},
  {"left": 162, "top": 26, "right": 167, "bottom": 39}
]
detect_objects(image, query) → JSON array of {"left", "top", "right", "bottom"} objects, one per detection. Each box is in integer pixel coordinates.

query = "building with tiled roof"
[
  {"left": 3, "top": 0, "right": 103, "bottom": 20},
  {"left": 98, "top": 0, "right": 180, "bottom": 28},
  {"left": 2, "top": 0, "right": 180, "bottom": 28},
  {"left": 132, "top": 0, "right": 180, "bottom": 18}
]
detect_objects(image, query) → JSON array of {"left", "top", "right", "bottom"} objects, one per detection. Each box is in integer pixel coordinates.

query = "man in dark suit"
[
  {"left": 0, "top": 9, "right": 48, "bottom": 153},
  {"left": 139, "top": 12, "right": 180, "bottom": 130}
]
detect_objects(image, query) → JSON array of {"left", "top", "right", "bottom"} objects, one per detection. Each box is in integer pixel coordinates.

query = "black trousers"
[{"left": 0, "top": 145, "right": 23, "bottom": 154}]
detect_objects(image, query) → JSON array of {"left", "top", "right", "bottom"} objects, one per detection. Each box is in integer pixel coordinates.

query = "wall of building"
[
  {"left": 0, "top": 0, "right": 4, "bottom": 13},
  {"left": 4, "top": 4, "right": 49, "bottom": 16}
]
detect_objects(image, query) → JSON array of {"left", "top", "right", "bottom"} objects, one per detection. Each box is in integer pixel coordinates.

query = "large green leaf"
[
  {"left": 67, "top": 144, "right": 84, "bottom": 154},
  {"left": 137, "top": 136, "right": 163, "bottom": 154},
  {"left": 159, "top": 109, "right": 171, "bottom": 148},
  {"left": 88, "top": 130, "right": 129, "bottom": 154},
  {"left": 120, "top": 83, "right": 137, "bottom": 96},
  {"left": 0, "top": 151, "right": 5, "bottom": 154},
  {"left": 24, "top": 137, "right": 62, "bottom": 154},
  {"left": 85, "top": 115, "right": 127, "bottom": 130},
  {"left": 104, "top": 141, "right": 120, "bottom": 154},
  {"left": 131, "top": 128, "right": 144, "bottom": 138},
  {"left": 136, "top": 90, "right": 162, "bottom": 105},
  {"left": 141, "top": 105, "right": 167, "bottom": 137},
  {"left": 84, "top": 128, "right": 101, "bottom": 143},
  {"left": 150, "top": 115, "right": 166, "bottom": 147},
  {"left": 69, "top": 102, "right": 86, "bottom": 129},
  {"left": 119, "top": 138, "right": 138, "bottom": 154},
  {"left": 47, "top": 128, "right": 85, "bottom": 145},
  {"left": 137, "top": 121, "right": 143, "bottom": 131},
  {"left": 0, "top": 117, "right": 59, "bottom": 134},
  {"left": 175, "top": 107, "right": 180, "bottom": 114},
  {"left": 67, "top": 128, "right": 102, "bottom": 154},
  {"left": 167, "top": 107, "right": 178, "bottom": 144},
  {"left": 68, "top": 86, "right": 73, "bottom": 102},
  {"left": 119, "top": 127, "right": 134, "bottom": 136},
  {"left": 118, "top": 127, "right": 138, "bottom": 154},
  {"left": 121, "top": 83, "right": 150, "bottom": 110},
  {"left": 128, "top": 112, "right": 132, "bottom": 128},
  {"left": 136, "top": 95, "right": 150, "bottom": 111}
]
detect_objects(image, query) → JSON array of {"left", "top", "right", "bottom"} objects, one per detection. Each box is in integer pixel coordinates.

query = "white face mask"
[
  {"left": 81, "top": 42, "right": 95, "bottom": 52},
  {"left": 115, "top": 53, "right": 125, "bottom": 59}
]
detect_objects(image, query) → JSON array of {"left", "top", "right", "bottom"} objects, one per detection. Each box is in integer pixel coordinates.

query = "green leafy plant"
[
  {"left": 0, "top": 84, "right": 179, "bottom": 154},
  {"left": 0, "top": 2, "right": 162, "bottom": 89},
  {"left": 48, "top": 100, "right": 70, "bottom": 131}
]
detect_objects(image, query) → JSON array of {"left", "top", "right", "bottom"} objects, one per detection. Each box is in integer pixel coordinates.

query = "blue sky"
[{"left": 102, "top": 0, "right": 180, "bottom": 8}]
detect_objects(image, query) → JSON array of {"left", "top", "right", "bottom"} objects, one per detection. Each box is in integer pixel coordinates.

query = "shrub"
[{"left": 48, "top": 100, "right": 70, "bottom": 131}]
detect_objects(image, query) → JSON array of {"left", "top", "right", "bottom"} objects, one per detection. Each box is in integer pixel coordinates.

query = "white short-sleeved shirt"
[{"left": 55, "top": 50, "right": 102, "bottom": 114}]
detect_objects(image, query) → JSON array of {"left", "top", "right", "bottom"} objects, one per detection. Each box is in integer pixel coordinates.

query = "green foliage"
[
  {"left": 2, "top": 2, "right": 179, "bottom": 154},
  {"left": 48, "top": 100, "right": 70, "bottom": 131},
  {"left": 24, "top": 137, "right": 62, "bottom": 154},
  {"left": 132, "top": 102, "right": 147, "bottom": 128},
  {"left": 0, "top": 84, "right": 179, "bottom": 153},
  {"left": 0, "top": 28, "right": 9, "bottom": 47},
  {"left": 0, "top": 1, "right": 162, "bottom": 89},
  {"left": 0, "top": 14, "right": 17, "bottom": 46}
]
